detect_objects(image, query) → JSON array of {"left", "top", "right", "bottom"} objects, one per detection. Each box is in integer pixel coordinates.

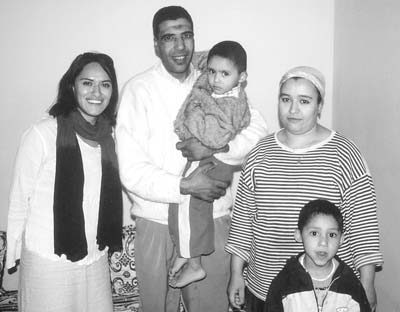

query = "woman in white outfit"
[{"left": 6, "top": 52, "right": 123, "bottom": 312}]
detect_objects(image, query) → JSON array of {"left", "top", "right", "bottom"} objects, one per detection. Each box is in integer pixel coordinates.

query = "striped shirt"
[{"left": 225, "top": 130, "right": 383, "bottom": 300}]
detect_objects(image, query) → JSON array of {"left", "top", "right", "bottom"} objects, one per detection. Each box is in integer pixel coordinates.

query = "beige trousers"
[{"left": 135, "top": 215, "right": 231, "bottom": 312}]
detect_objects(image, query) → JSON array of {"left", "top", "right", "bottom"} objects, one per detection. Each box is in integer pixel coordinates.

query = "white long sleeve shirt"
[
  {"left": 6, "top": 117, "right": 106, "bottom": 269},
  {"left": 116, "top": 61, "right": 268, "bottom": 224}
]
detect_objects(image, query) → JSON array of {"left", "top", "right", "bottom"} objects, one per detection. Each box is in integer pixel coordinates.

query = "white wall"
[
  {"left": 0, "top": 0, "right": 334, "bottom": 289},
  {"left": 333, "top": 0, "right": 400, "bottom": 311}
]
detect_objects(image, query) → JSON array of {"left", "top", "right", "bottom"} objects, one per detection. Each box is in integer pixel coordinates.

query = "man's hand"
[
  {"left": 176, "top": 137, "right": 228, "bottom": 161},
  {"left": 180, "top": 161, "right": 228, "bottom": 202}
]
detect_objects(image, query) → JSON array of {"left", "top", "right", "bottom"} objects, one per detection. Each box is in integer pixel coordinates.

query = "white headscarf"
[{"left": 279, "top": 66, "right": 326, "bottom": 100}]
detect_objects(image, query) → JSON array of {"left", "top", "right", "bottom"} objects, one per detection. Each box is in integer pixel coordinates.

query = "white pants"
[{"left": 19, "top": 248, "right": 113, "bottom": 312}]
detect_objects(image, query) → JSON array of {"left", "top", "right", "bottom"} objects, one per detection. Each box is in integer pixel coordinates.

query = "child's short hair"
[
  {"left": 152, "top": 6, "right": 193, "bottom": 38},
  {"left": 207, "top": 41, "right": 247, "bottom": 73},
  {"left": 298, "top": 199, "right": 344, "bottom": 232}
]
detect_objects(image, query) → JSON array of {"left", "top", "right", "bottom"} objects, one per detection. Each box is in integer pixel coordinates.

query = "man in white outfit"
[{"left": 115, "top": 5, "right": 267, "bottom": 312}]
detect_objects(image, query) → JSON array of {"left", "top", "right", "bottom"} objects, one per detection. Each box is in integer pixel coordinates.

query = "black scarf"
[{"left": 53, "top": 111, "right": 122, "bottom": 262}]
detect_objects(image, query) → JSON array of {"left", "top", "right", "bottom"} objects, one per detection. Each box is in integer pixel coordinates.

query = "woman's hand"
[
  {"left": 359, "top": 264, "right": 377, "bottom": 311},
  {"left": 363, "top": 283, "right": 377, "bottom": 312},
  {"left": 228, "top": 255, "right": 246, "bottom": 310},
  {"left": 228, "top": 271, "right": 245, "bottom": 309}
]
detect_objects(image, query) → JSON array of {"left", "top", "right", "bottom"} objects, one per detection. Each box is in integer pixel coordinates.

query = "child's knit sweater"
[{"left": 174, "top": 52, "right": 251, "bottom": 149}]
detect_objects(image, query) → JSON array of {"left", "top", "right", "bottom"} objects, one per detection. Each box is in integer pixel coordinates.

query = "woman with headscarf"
[
  {"left": 226, "top": 66, "right": 383, "bottom": 312},
  {"left": 6, "top": 52, "right": 122, "bottom": 312}
]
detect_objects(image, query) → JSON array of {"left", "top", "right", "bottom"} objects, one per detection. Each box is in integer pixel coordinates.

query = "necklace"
[
  {"left": 281, "top": 124, "right": 318, "bottom": 149},
  {"left": 300, "top": 256, "right": 336, "bottom": 282},
  {"left": 301, "top": 124, "right": 318, "bottom": 136},
  {"left": 311, "top": 260, "right": 335, "bottom": 282}
]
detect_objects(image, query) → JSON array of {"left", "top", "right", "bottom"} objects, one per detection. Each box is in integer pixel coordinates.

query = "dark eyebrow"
[
  {"left": 299, "top": 95, "right": 313, "bottom": 100},
  {"left": 279, "top": 93, "right": 313, "bottom": 100},
  {"left": 79, "top": 78, "right": 112, "bottom": 83},
  {"left": 160, "top": 30, "right": 193, "bottom": 41},
  {"left": 307, "top": 226, "right": 340, "bottom": 231}
]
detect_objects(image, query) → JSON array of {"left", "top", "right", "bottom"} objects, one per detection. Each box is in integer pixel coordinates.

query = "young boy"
[
  {"left": 265, "top": 199, "right": 371, "bottom": 312},
  {"left": 169, "top": 40, "right": 251, "bottom": 288}
]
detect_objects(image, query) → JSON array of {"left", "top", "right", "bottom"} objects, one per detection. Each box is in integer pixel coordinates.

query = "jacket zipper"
[{"left": 312, "top": 275, "right": 340, "bottom": 312}]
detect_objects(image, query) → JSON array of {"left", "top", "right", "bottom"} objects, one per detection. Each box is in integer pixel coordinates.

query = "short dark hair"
[
  {"left": 49, "top": 52, "right": 118, "bottom": 124},
  {"left": 298, "top": 199, "right": 344, "bottom": 233},
  {"left": 152, "top": 6, "right": 193, "bottom": 38},
  {"left": 207, "top": 40, "right": 247, "bottom": 73}
]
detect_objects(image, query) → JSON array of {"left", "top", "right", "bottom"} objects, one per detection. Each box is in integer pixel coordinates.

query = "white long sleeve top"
[
  {"left": 6, "top": 117, "right": 106, "bottom": 269},
  {"left": 116, "top": 61, "right": 268, "bottom": 224}
]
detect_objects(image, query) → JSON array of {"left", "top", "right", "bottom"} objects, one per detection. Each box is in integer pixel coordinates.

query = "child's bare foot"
[
  {"left": 169, "top": 258, "right": 206, "bottom": 288},
  {"left": 169, "top": 257, "right": 188, "bottom": 278}
]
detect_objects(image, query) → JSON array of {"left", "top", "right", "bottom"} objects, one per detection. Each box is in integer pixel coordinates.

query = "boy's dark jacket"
[{"left": 265, "top": 253, "right": 371, "bottom": 312}]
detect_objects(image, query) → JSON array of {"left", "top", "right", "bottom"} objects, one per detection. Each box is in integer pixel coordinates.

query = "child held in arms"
[
  {"left": 265, "top": 199, "right": 371, "bottom": 312},
  {"left": 170, "top": 40, "right": 251, "bottom": 288}
]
